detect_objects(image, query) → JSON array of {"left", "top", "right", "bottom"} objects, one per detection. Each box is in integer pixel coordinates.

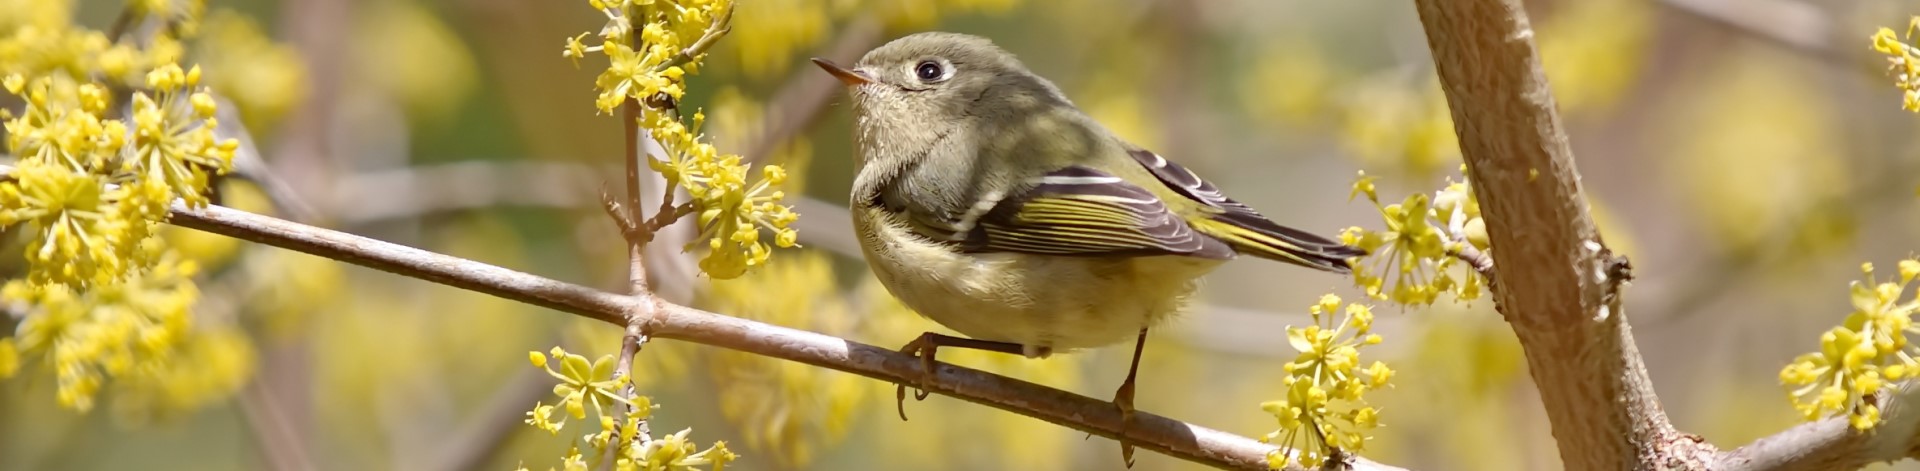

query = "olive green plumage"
[{"left": 818, "top": 32, "right": 1363, "bottom": 355}]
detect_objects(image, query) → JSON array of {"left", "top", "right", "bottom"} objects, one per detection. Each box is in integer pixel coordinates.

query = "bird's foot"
[
  {"left": 891, "top": 333, "right": 1031, "bottom": 421},
  {"left": 1112, "top": 376, "right": 1139, "bottom": 468},
  {"left": 1090, "top": 328, "right": 1150, "bottom": 467},
  {"left": 894, "top": 333, "right": 940, "bottom": 421}
]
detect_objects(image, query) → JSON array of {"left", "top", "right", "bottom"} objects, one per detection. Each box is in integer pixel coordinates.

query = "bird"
[{"left": 812, "top": 32, "right": 1363, "bottom": 466}]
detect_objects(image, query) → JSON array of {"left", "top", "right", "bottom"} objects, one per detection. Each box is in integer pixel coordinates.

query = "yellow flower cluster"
[
  {"left": 703, "top": 252, "right": 864, "bottom": 468},
  {"left": 108, "top": 324, "right": 254, "bottom": 423},
  {"left": 646, "top": 109, "right": 798, "bottom": 279},
  {"left": 1341, "top": 170, "right": 1487, "bottom": 306},
  {"left": 1261, "top": 294, "right": 1394, "bottom": 469},
  {"left": 1, "top": 246, "right": 212, "bottom": 412},
  {"left": 1871, "top": 16, "right": 1920, "bottom": 112},
  {"left": 565, "top": 0, "right": 733, "bottom": 114},
  {"left": 0, "top": 2, "right": 251, "bottom": 415},
  {"left": 2, "top": 66, "right": 234, "bottom": 287},
  {"left": 1780, "top": 260, "right": 1920, "bottom": 430},
  {"left": 566, "top": 0, "right": 797, "bottom": 279},
  {"left": 519, "top": 437, "right": 737, "bottom": 471},
  {"left": 524, "top": 347, "right": 738, "bottom": 471}
]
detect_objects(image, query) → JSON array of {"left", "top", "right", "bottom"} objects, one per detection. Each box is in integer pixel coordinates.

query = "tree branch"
[
  {"left": 153, "top": 198, "right": 1404, "bottom": 470},
  {"left": 167, "top": 201, "right": 634, "bottom": 325},
  {"left": 1656, "top": 0, "right": 1840, "bottom": 66},
  {"left": 1713, "top": 383, "right": 1920, "bottom": 471},
  {"left": 319, "top": 161, "right": 1353, "bottom": 358},
  {"left": 1412, "top": 0, "right": 1711, "bottom": 468}
]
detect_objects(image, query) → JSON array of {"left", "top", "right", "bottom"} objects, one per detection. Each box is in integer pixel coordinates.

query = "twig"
[
  {"left": 1446, "top": 244, "right": 1496, "bottom": 286},
  {"left": 651, "top": 6, "right": 735, "bottom": 75},
  {"left": 602, "top": 184, "right": 644, "bottom": 241},
  {"left": 145, "top": 196, "right": 1404, "bottom": 470},
  {"left": 1656, "top": 0, "right": 1841, "bottom": 66},
  {"left": 105, "top": 8, "right": 138, "bottom": 40},
  {"left": 643, "top": 203, "right": 696, "bottom": 237},
  {"left": 602, "top": 323, "right": 651, "bottom": 469},
  {"left": 237, "top": 381, "right": 317, "bottom": 471},
  {"left": 615, "top": 324, "right": 651, "bottom": 444},
  {"left": 623, "top": 99, "right": 651, "bottom": 297},
  {"left": 1411, "top": 0, "right": 1711, "bottom": 468},
  {"left": 216, "top": 97, "right": 321, "bottom": 224}
]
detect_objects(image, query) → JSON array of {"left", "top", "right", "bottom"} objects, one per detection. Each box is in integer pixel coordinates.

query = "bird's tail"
[{"left": 1192, "top": 214, "right": 1367, "bottom": 273}]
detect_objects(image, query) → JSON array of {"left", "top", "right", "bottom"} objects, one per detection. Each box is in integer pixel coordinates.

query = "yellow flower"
[
  {"left": 1871, "top": 16, "right": 1920, "bottom": 112},
  {"left": 0, "top": 162, "right": 139, "bottom": 287},
  {"left": 525, "top": 401, "right": 566, "bottom": 434},
  {"left": 644, "top": 109, "right": 798, "bottom": 279},
  {"left": 5, "top": 251, "right": 204, "bottom": 412},
  {"left": 4, "top": 76, "right": 124, "bottom": 171},
  {"left": 111, "top": 325, "right": 255, "bottom": 424},
  {"left": 124, "top": 64, "right": 238, "bottom": 208},
  {"left": 1342, "top": 170, "right": 1485, "bottom": 306},
  {"left": 1262, "top": 294, "right": 1393, "bottom": 469},
  {"left": 629, "top": 429, "right": 736, "bottom": 470},
  {"left": 595, "top": 41, "right": 680, "bottom": 112},
  {"left": 533, "top": 346, "right": 632, "bottom": 420},
  {"left": 576, "top": 0, "right": 732, "bottom": 114},
  {"left": 0, "top": 0, "right": 245, "bottom": 422},
  {"left": 1782, "top": 259, "right": 1920, "bottom": 430}
]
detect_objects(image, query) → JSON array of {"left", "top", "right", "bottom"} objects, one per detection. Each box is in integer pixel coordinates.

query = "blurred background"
[{"left": 4, "top": 0, "right": 1920, "bottom": 469}]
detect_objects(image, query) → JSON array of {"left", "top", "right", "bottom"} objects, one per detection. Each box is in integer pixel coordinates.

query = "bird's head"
[{"left": 813, "top": 32, "right": 1072, "bottom": 169}]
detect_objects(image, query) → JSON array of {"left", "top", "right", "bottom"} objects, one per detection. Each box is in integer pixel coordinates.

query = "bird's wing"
[
  {"left": 1125, "top": 148, "right": 1365, "bottom": 272},
  {"left": 948, "top": 165, "right": 1235, "bottom": 259}
]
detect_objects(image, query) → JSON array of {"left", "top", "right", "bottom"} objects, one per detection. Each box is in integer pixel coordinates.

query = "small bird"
[{"left": 813, "top": 32, "right": 1362, "bottom": 465}]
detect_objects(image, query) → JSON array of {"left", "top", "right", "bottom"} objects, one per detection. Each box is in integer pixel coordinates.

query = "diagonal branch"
[
  {"left": 1411, "top": 0, "right": 1709, "bottom": 468},
  {"left": 1714, "top": 382, "right": 1920, "bottom": 471},
  {"left": 1656, "top": 0, "right": 1841, "bottom": 66},
  {"left": 156, "top": 197, "right": 1404, "bottom": 471}
]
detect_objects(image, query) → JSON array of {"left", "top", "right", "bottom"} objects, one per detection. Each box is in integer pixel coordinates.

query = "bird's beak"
[{"left": 811, "top": 58, "right": 875, "bottom": 86}]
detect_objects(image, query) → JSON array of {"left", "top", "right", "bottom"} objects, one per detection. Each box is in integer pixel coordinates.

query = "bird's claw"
[
  {"left": 895, "top": 334, "right": 938, "bottom": 421},
  {"left": 1113, "top": 379, "right": 1138, "bottom": 468}
]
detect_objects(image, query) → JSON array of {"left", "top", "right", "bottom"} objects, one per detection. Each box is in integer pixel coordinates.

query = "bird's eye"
[{"left": 915, "top": 61, "right": 945, "bottom": 81}]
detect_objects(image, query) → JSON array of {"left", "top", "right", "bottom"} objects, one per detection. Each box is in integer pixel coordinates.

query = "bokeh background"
[{"left": 4, "top": 0, "right": 1920, "bottom": 469}]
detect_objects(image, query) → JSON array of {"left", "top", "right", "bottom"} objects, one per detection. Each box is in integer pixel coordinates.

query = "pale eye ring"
[{"left": 915, "top": 60, "right": 946, "bottom": 82}]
